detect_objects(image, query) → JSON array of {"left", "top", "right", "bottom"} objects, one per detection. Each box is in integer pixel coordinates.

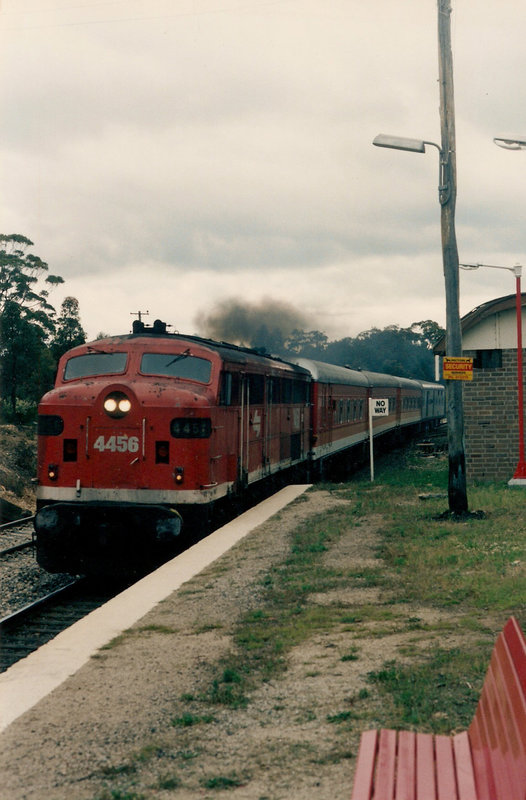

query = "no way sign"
[
  {"left": 368, "top": 397, "right": 389, "bottom": 481},
  {"left": 370, "top": 398, "right": 389, "bottom": 416}
]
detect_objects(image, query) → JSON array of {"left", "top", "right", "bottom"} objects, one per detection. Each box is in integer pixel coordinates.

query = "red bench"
[{"left": 350, "top": 616, "right": 526, "bottom": 800}]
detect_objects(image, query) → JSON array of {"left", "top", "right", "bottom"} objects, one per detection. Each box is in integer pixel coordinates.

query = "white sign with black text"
[
  {"left": 371, "top": 398, "right": 389, "bottom": 416},
  {"left": 368, "top": 398, "right": 389, "bottom": 481}
]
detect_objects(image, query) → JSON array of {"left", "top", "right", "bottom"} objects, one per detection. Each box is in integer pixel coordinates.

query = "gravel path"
[{"left": 0, "top": 487, "right": 462, "bottom": 800}]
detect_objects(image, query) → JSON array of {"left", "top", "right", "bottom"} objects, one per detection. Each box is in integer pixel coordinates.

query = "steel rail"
[
  {"left": 0, "top": 539, "right": 34, "bottom": 557},
  {"left": 0, "top": 579, "right": 80, "bottom": 630},
  {"left": 0, "top": 515, "right": 35, "bottom": 532}
]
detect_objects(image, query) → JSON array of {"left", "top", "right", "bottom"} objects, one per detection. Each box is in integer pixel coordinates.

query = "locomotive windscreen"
[
  {"left": 140, "top": 353, "right": 212, "bottom": 383},
  {"left": 64, "top": 352, "right": 128, "bottom": 380}
]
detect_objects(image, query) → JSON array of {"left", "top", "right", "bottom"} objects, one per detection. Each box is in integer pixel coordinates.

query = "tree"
[
  {"left": 410, "top": 319, "right": 445, "bottom": 348},
  {"left": 323, "top": 323, "right": 439, "bottom": 380},
  {"left": 0, "top": 234, "right": 64, "bottom": 333},
  {"left": 0, "top": 235, "right": 65, "bottom": 417},
  {"left": 284, "top": 329, "right": 329, "bottom": 357},
  {"left": 0, "top": 301, "right": 55, "bottom": 416},
  {"left": 51, "top": 296, "right": 86, "bottom": 362}
]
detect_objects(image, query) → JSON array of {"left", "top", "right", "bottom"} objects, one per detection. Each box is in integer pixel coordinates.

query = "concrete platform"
[{"left": 0, "top": 484, "right": 310, "bottom": 734}]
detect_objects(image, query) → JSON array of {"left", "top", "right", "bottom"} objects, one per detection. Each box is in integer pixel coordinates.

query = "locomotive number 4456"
[{"left": 93, "top": 435, "right": 140, "bottom": 454}]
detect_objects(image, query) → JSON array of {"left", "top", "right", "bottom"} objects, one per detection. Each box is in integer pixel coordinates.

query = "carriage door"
[
  {"left": 263, "top": 376, "right": 273, "bottom": 476},
  {"left": 239, "top": 372, "right": 267, "bottom": 487},
  {"left": 327, "top": 384, "right": 334, "bottom": 448}
]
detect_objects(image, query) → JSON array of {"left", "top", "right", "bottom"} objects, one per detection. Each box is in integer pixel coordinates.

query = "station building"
[{"left": 434, "top": 293, "right": 526, "bottom": 482}]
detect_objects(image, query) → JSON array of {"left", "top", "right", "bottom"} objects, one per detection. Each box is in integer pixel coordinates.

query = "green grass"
[
  {"left": 367, "top": 645, "right": 489, "bottom": 734},
  {"left": 197, "top": 449, "right": 526, "bottom": 729},
  {"left": 373, "top": 459, "right": 526, "bottom": 613}
]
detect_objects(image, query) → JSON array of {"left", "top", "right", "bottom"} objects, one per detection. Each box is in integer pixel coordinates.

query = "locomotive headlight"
[{"left": 104, "top": 392, "right": 132, "bottom": 418}]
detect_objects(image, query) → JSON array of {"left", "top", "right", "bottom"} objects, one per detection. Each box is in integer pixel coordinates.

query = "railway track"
[
  {"left": 0, "top": 515, "right": 35, "bottom": 557},
  {"left": 0, "top": 578, "right": 125, "bottom": 673},
  {"left": 0, "top": 514, "right": 138, "bottom": 672}
]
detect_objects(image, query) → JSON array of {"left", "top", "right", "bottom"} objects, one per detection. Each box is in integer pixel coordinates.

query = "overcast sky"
[{"left": 2, "top": 0, "right": 526, "bottom": 341}]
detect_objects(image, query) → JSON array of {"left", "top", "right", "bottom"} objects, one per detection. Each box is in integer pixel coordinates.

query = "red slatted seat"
[{"left": 350, "top": 616, "right": 526, "bottom": 800}]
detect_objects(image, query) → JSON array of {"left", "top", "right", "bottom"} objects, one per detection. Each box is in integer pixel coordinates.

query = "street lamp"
[
  {"left": 373, "top": 132, "right": 468, "bottom": 513},
  {"left": 372, "top": 135, "right": 449, "bottom": 204},
  {"left": 494, "top": 136, "right": 526, "bottom": 151},
  {"left": 489, "top": 134, "right": 526, "bottom": 483},
  {"left": 459, "top": 261, "right": 526, "bottom": 485}
]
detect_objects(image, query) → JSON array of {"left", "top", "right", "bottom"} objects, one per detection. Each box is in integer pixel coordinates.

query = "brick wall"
[{"left": 462, "top": 348, "right": 525, "bottom": 481}]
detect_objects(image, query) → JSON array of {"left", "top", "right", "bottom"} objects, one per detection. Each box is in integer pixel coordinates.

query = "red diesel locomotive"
[{"left": 35, "top": 319, "right": 444, "bottom": 574}]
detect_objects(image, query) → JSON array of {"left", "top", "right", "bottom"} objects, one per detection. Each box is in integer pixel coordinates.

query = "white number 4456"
[{"left": 93, "top": 435, "right": 140, "bottom": 454}]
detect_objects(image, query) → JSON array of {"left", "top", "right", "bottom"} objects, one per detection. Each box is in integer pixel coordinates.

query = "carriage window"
[
  {"left": 64, "top": 352, "right": 128, "bottom": 380},
  {"left": 141, "top": 353, "right": 211, "bottom": 383},
  {"left": 282, "top": 380, "right": 292, "bottom": 404},
  {"left": 270, "top": 377, "right": 281, "bottom": 404},
  {"left": 293, "top": 380, "right": 309, "bottom": 404}
]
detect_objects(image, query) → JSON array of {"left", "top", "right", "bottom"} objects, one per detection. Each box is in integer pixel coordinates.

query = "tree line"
[
  {"left": 227, "top": 321, "right": 444, "bottom": 381},
  {"left": 0, "top": 234, "right": 86, "bottom": 421}
]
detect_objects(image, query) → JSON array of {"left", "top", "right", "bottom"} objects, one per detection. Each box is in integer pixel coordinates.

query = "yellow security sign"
[{"left": 443, "top": 357, "right": 473, "bottom": 381}]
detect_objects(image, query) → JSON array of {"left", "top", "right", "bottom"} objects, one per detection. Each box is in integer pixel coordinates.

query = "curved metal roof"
[
  {"left": 433, "top": 293, "right": 526, "bottom": 354},
  {"left": 293, "top": 358, "right": 422, "bottom": 389},
  {"left": 293, "top": 359, "right": 370, "bottom": 386}
]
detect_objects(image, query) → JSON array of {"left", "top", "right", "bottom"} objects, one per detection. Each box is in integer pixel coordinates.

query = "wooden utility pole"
[{"left": 437, "top": 0, "right": 468, "bottom": 513}]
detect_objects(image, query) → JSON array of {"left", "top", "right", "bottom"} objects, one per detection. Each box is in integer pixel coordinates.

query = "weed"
[
  {"left": 200, "top": 773, "right": 246, "bottom": 789},
  {"left": 99, "top": 632, "right": 130, "bottom": 651},
  {"left": 100, "top": 763, "right": 136, "bottom": 777},
  {"left": 327, "top": 710, "right": 356, "bottom": 724},
  {"left": 133, "top": 744, "right": 167, "bottom": 763},
  {"left": 341, "top": 646, "right": 360, "bottom": 662},
  {"left": 95, "top": 789, "right": 145, "bottom": 800},
  {"left": 194, "top": 621, "right": 223, "bottom": 633},
  {"left": 311, "top": 748, "right": 354, "bottom": 764},
  {"left": 175, "top": 749, "right": 199, "bottom": 761},
  {"left": 171, "top": 712, "right": 215, "bottom": 727},
  {"left": 135, "top": 624, "right": 176, "bottom": 634},
  {"left": 156, "top": 772, "right": 181, "bottom": 789}
]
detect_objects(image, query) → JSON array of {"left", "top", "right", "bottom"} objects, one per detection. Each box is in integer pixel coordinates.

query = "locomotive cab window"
[
  {"left": 64, "top": 352, "right": 128, "bottom": 381},
  {"left": 141, "top": 353, "right": 212, "bottom": 383},
  {"left": 219, "top": 372, "right": 241, "bottom": 405}
]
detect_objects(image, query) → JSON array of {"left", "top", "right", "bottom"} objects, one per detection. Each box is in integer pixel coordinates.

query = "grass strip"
[{"left": 196, "top": 449, "right": 526, "bottom": 732}]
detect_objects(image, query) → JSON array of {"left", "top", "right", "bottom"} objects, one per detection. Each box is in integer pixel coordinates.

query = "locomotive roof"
[{"left": 83, "top": 331, "right": 311, "bottom": 378}]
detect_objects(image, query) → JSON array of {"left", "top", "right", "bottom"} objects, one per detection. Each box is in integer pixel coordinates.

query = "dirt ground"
[
  {"left": 0, "top": 487, "right": 466, "bottom": 800},
  {"left": 0, "top": 425, "right": 37, "bottom": 520}
]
